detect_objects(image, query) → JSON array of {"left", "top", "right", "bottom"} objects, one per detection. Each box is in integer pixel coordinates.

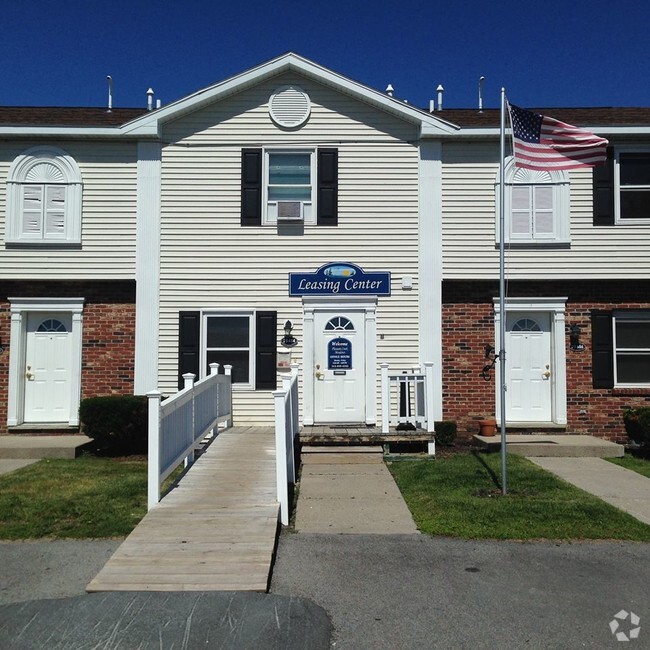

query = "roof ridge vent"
[{"left": 269, "top": 85, "right": 311, "bottom": 128}]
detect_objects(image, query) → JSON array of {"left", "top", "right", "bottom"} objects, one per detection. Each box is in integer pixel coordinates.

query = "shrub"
[
  {"left": 79, "top": 395, "right": 148, "bottom": 455},
  {"left": 434, "top": 421, "right": 457, "bottom": 446},
  {"left": 623, "top": 407, "right": 650, "bottom": 447}
]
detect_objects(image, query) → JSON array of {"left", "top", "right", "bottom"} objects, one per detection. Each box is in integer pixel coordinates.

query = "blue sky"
[{"left": 2, "top": 0, "right": 649, "bottom": 110}]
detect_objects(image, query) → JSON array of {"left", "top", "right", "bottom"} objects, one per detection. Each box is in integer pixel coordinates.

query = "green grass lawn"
[
  {"left": 0, "top": 456, "right": 148, "bottom": 539},
  {"left": 389, "top": 452, "right": 650, "bottom": 541},
  {"left": 607, "top": 455, "right": 650, "bottom": 479}
]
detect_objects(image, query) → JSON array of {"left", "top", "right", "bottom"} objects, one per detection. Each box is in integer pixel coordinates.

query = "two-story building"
[{"left": 1, "top": 54, "right": 648, "bottom": 441}]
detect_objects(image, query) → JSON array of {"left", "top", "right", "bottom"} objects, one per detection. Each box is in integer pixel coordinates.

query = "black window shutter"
[
  {"left": 591, "top": 310, "right": 614, "bottom": 388},
  {"left": 317, "top": 148, "right": 338, "bottom": 226},
  {"left": 241, "top": 149, "right": 262, "bottom": 226},
  {"left": 178, "top": 311, "right": 200, "bottom": 390},
  {"left": 255, "top": 311, "right": 277, "bottom": 390},
  {"left": 592, "top": 147, "right": 615, "bottom": 226}
]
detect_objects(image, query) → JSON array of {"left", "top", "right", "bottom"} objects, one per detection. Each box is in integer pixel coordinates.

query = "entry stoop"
[
  {"left": 0, "top": 435, "right": 91, "bottom": 460},
  {"left": 473, "top": 434, "right": 624, "bottom": 458}
]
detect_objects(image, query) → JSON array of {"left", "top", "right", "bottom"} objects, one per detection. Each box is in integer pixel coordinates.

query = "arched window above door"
[{"left": 324, "top": 316, "right": 354, "bottom": 331}]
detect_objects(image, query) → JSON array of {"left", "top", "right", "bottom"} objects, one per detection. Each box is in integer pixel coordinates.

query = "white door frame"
[
  {"left": 302, "top": 296, "right": 377, "bottom": 426},
  {"left": 7, "top": 297, "right": 84, "bottom": 427},
  {"left": 493, "top": 297, "right": 567, "bottom": 426}
]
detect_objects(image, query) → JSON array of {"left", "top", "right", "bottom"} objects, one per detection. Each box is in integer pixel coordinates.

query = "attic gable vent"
[{"left": 269, "top": 85, "right": 311, "bottom": 128}]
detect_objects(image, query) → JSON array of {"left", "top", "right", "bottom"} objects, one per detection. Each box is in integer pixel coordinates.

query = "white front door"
[
  {"left": 24, "top": 313, "right": 73, "bottom": 422},
  {"left": 505, "top": 312, "right": 552, "bottom": 422},
  {"left": 313, "top": 311, "right": 366, "bottom": 423}
]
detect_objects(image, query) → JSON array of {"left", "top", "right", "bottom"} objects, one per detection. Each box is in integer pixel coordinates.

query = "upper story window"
[
  {"left": 616, "top": 151, "right": 650, "bottom": 224},
  {"left": 497, "top": 158, "right": 570, "bottom": 245},
  {"left": 5, "top": 146, "right": 82, "bottom": 245},
  {"left": 265, "top": 150, "right": 315, "bottom": 224},
  {"left": 241, "top": 148, "right": 338, "bottom": 227}
]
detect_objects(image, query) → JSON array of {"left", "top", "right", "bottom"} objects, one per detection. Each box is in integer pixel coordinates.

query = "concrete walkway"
[
  {"left": 295, "top": 446, "right": 418, "bottom": 534},
  {"left": 529, "top": 457, "right": 650, "bottom": 525}
]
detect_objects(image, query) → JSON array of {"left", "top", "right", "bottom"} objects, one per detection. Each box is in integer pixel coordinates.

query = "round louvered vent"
[{"left": 269, "top": 86, "right": 311, "bottom": 128}]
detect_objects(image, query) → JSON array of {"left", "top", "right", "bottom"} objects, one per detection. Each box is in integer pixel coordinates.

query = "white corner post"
[
  {"left": 147, "top": 390, "right": 162, "bottom": 510},
  {"left": 135, "top": 141, "right": 161, "bottom": 395},
  {"left": 418, "top": 139, "right": 444, "bottom": 422}
]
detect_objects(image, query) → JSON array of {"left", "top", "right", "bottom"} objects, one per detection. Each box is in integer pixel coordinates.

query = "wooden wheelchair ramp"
[{"left": 87, "top": 427, "right": 279, "bottom": 593}]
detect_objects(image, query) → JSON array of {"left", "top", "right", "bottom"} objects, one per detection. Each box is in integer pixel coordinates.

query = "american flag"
[{"left": 508, "top": 103, "right": 608, "bottom": 171}]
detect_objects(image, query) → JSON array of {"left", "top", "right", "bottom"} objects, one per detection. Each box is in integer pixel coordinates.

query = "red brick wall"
[
  {"left": 442, "top": 280, "right": 650, "bottom": 442},
  {"left": 0, "top": 281, "right": 136, "bottom": 435}
]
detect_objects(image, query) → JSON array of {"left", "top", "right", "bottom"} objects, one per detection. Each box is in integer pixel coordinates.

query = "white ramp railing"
[
  {"left": 147, "top": 363, "right": 232, "bottom": 509},
  {"left": 381, "top": 362, "right": 435, "bottom": 453},
  {"left": 274, "top": 364, "right": 300, "bottom": 525}
]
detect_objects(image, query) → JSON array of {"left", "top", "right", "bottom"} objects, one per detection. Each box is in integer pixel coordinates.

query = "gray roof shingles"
[{"left": 1, "top": 105, "right": 649, "bottom": 129}]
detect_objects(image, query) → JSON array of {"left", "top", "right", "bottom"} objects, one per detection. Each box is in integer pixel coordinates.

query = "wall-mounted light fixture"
[
  {"left": 281, "top": 320, "right": 298, "bottom": 347},
  {"left": 570, "top": 324, "right": 585, "bottom": 351},
  {"left": 480, "top": 343, "right": 499, "bottom": 381}
]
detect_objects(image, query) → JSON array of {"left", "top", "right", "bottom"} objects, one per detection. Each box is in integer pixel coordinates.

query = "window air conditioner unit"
[{"left": 277, "top": 201, "right": 303, "bottom": 221}]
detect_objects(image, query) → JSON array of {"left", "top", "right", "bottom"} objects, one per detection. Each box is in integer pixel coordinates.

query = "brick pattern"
[
  {"left": 442, "top": 280, "right": 650, "bottom": 442},
  {"left": 0, "top": 281, "right": 136, "bottom": 435}
]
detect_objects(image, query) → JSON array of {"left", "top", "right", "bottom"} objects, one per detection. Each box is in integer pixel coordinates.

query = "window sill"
[
  {"left": 5, "top": 241, "right": 82, "bottom": 250},
  {"left": 612, "top": 387, "right": 650, "bottom": 396},
  {"left": 494, "top": 241, "right": 571, "bottom": 250}
]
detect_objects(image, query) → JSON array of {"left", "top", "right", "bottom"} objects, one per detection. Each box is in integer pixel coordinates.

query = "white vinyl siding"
[
  {"left": 442, "top": 142, "right": 650, "bottom": 280},
  {"left": 158, "top": 73, "right": 421, "bottom": 423},
  {"left": 0, "top": 141, "right": 138, "bottom": 279}
]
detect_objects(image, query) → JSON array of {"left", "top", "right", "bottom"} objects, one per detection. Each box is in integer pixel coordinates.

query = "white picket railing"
[
  {"left": 147, "top": 363, "right": 232, "bottom": 509},
  {"left": 381, "top": 362, "right": 435, "bottom": 453},
  {"left": 274, "top": 364, "right": 300, "bottom": 525}
]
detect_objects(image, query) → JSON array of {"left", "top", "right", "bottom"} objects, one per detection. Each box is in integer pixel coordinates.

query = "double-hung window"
[
  {"left": 616, "top": 151, "right": 650, "bottom": 224},
  {"left": 6, "top": 146, "right": 82, "bottom": 245},
  {"left": 265, "top": 150, "right": 315, "bottom": 224},
  {"left": 498, "top": 158, "right": 570, "bottom": 245},
  {"left": 205, "top": 313, "right": 254, "bottom": 387},
  {"left": 178, "top": 310, "right": 277, "bottom": 391},
  {"left": 241, "top": 148, "right": 337, "bottom": 227},
  {"left": 613, "top": 311, "right": 650, "bottom": 386}
]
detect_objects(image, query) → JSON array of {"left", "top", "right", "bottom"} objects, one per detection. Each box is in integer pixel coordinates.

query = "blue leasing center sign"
[
  {"left": 289, "top": 262, "right": 391, "bottom": 297},
  {"left": 328, "top": 337, "right": 352, "bottom": 369}
]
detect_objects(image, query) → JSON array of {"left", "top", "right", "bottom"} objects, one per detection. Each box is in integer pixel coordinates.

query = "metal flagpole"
[{"left": 499, "top": 88, "right": 507, "bottom": 495}]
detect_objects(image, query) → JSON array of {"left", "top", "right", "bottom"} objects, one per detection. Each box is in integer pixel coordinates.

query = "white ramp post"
[
  {"left": 182, "top": 373, "right": 195, "bottom": 468},
  {"left": 274, "top": 389, "right": 289, "bottom": 525},
  {"left": 424, "top": 362, "right": 436, "bottom": 456},
  {"left": 224, "top": 364, "right": 233, "bottom": 428},
  {"left": 380, "top": 363, "right": 390, "bottom": 433},
  {"left": 147, "top": 390, "right": 162, "bottom": 510},
  {"left": 282, "top": 374, "right": 295, "bottom": 484}
]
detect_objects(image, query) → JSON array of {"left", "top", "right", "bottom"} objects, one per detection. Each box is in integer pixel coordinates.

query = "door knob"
[
  {"left": 315, "top": 371, "right": 323, "bottom": 380},
  {"left": 543, "top": 370, "right": 551, "bottom": 379},
  {"left": 26, "top": 371, "right": 34, "bottom": 380}
]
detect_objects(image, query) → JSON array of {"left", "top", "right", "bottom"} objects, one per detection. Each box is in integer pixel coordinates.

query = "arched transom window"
[
  {"left": 511, "top": 318, "right": 542, "bottom": 332},
  {"left": 37, "top": 318, "right": 68, "bottom": 333},
  {"left": 324, "top": 316, "right": 354, "bottom": 331},
  {"left": 6, "top": 146, "right": 82, "bottom": 244}
]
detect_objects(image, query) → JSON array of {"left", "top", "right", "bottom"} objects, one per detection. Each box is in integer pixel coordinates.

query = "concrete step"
[
  {"left": 0, "top": 435, "right": 91, "bottom": 459},
  {"left": 473, "top": 434, "right": 624, "bottom": 458}
]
